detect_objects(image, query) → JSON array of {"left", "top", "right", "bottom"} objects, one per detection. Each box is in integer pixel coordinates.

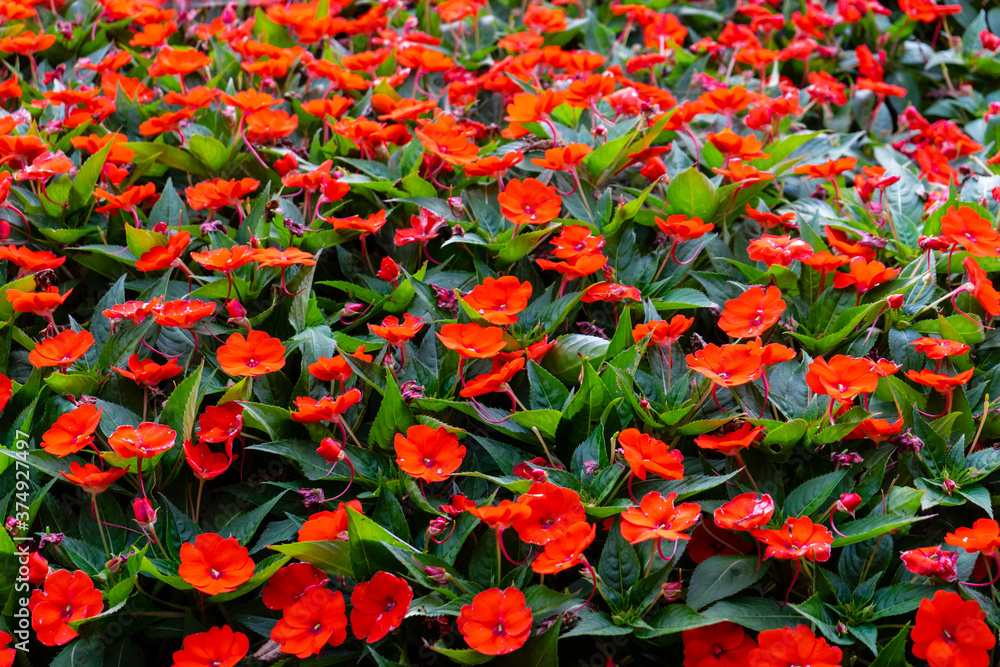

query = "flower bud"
[
  {"left": 344, "top": 302, "right": 365, "bottom": 315},
  {"left": 151, "top": 222, "right": 169, "bottom": 235},
  {"left": 428, "top": 517, "right": 449, "bottom": 537},
  {"left": 133, "top": 498, "right": 157, "bottom": 531},
  {"left": 226, "top": 299, "right": 247, "bottom": 319},
  {"left": 424, "top": 566, "right": 449, "bottom": 585},
  {"left": 941, "top": 477, "right": 956, "bottom": 495},
  {"left": 661, "top": 581, "right": 682, "bottom": 601},
  {"left": 317, "top": 437, "right": 346, "bottom": 463},
  {"left": 887, "top": 294, "right": 904, "bottom": 309},
  {"left": 377, "top": 257, "right": 400, "bottom": 283},
  {"left": 106, "top": 553, "right": 129, "bottom": 575},
  {"left": 835, "top": 492, "right": 863, "bottom": 517}
]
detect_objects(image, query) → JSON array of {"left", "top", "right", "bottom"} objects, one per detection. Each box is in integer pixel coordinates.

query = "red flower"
[
  {"left": 531, "top": 521, "right": 596, "bottom": 574},
  {"left": 749, "top": 625, "right": 842, "bottom": 667},
  {"left": 682, "top": 622, "right": 757, "bottom": 667},
  {"left": 29, "top": 570, "right": 104, "bottom": 646},
  {"left": 394, "top": 207, "right": 448, "bottom": 247},
  {"left": 655, "top": 214, "right": 715, "bottom": 241},
  {"left": 747, "top": 234, "right": 814, "bottom": 267},
  {"left": 59, "top": 462, "right": 127, "bottom": 495},
  {"left": 437, "top": 322, "right": 507, "bottom": 359},
  {"left": 217, "top": 330, "right": 286, "bottom": 377},
  {"left": 178, "top": 533, "right": 255, "bottom": 595},
  {"left": 0, "top": 631, "right": 12, "bottom": 667},
  {"left": 805, "top": 355, "right": 879, "bottom": 404},
  {"left": 350, "top": 571, "right": 413, "bottom": 643},
  {"left": 41, "top": 404, "right": 102, "bottom": 457},
  {"left": 28, "top": 329, "right": 94, "bottom": 370},
  {"left": 497, "top": 177, "right": 562, "bottom": 228},
  {"left": 262, "top": 563, "right": 329, "bottom": 610},
  {"left": 620, "top": 491, "right": 701, "bottom": 544},
  {"left": 298, "top": 500, "right": 363, "bottom": 542},
  {"left": 718, "top": 286, "right": 785, "bottom": 338},
  {"left": 394, "top": 424, "right": 466, "bottom": 482},
  {"left": 457, "top": 587, "right": 533, "bottom": 656},
  {"left": 513, "top": 481, "right": 586, "bottom": 545},
  {"left": 290, "top": 389, "right": 362, "bottom": 424},
  {"left": 369, "top": 314, "right": 425, "bottom": 345},
  {"left": 619, "top": 428, "right": 684, "bottom": 481},
  {"left": 113, "top": 354, "right": 183, "bottom": 388},
  {"left": 153, "top": 299, "right": 217, "bottom": 328},
  {"left": 464, "top": 277, "right": 533, "bottom": 325},
  {"left": 695, "top": 423, "right": 765, "bottom": 456},
  {"left": 714, "top": 492, "right": 775, "bottom": 531},
  {"left": 171, "top": 625, "right": 249, "bottom": 667},
  {"left": 686, "top": 343, "right": 762, "bottom": 387},
  {"left": 752, "top": 516, "right": 833, "bottom": 562},
  {"left": 465, "top": 499, "right": 531, "bottom": 530},
  {"left": 963, "top": 257, "right": 1000, "bottom": 316},
  {"left": 945, "top": 518, "right": 1000, "bottom": 557},
  {"left": 582, "top": 282, "right": 642, "bottom": 304},
  {"left": 183, "top": 439, "right": 234, "bottom": 480},
  {"left": 911, "top": 591, "right": 995, "bottom": 667},
  {"left": 197, "top": 402, "right": 244, "bottom": 450},
  {"left": 900, "top": 546, "right": 958, "bottom": 582},
  {"left": 109, "top": 422, "right": 176, "bottom": 459},
  {"left": 632, "top": 316, "right": 694, "bottom": 346},
  {"left": 941, "top": 205, "right": 1000, "bottom": 257},
  {"left": 832, "top": 257, "right": 900, "bottom": 295},
  {"left": 270, "top": 587, "right": 348, "bottom": 658}
]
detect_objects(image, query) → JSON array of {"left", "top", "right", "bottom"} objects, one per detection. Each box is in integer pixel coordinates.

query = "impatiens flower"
[
  {"left": 436, "top": 322, "right": 507, "bottom": 359},
  {"left": 832, "top": 257, "right": 900, "bottom": 296},
  {"left": 197, "top": 402, "right": 244, "bottom": 450},
  {"left": 394, "top": 207, "right": 448, "bottom": 247},
  {"left": 297, "top": 500, "right": 363, "bottom": 542},
  {"left": 945, "top": 518, "right": 1000, "bottom": 557},
  {"left": 531, "top": 521, "right": 597, "bottom": 574},
  {"left": 901, "top": 546, "right": 959, "bottom": 582},
  {"left": 0, "top": 631, "right": 12, "bottom": 667},
  {"left": 695, "top": 423, "right": 766, "bottom": 456},
  {"left": 497, "top": 177, "right": 562, "bottom": 230},
  {"left": 459, "top": 357, "right": 526, "bottom": 398},
  {"left": 41, "top": 404, "right": 102, "bottom": 457},
  {"left": 183, "top": 439, "right": 234, "bottom": 480},
  {"left": 749, "top": 625, "right": 842, "bottom": 667},
  {"left": 620, "top": 491, "right": 701, "bottom": 545},
  {"left": 633, "top": 316, "right": 694, "bottom": 346},
  {"left": 911, "top": 337, "right": 971, "bottom": 359},
  {"left": 28, "top": 570, "right": 104, "bottom": 646},
  {"left": 655, "top": 214, "right": 714, "bottom": 241},
  {"left": 963, "top": 257, "right": 1000, "bottom": 316},
  {"left": 189, "top": 246, "right": 255, "bottom": 274},
  {"left": 59, "top": 462, "right": 128, "bottom": 495},
  {"left": 217, "top": 330, "right": 286, "bottom": 376},
  {"left": 746, "top": 234, "right": 814, "bottom": 267},
  {"left": 465, "top": 499, "right": 531, "bottom": 530},
  {"left": 905, "top": 368, "right": 974, "bottom": 393},
  {"left": 153, "top": 300, "right": 217, "bottom": 328},
  {"left": 463, "top": 277, "right": 533, "bottom": 325},
  {"left": 262, "top": 563, "right": 329, "bottom": 610},
  {"left": 113, "top": 354, "right": 183, "bottom": 388},
  {"left": 290, "top": 389, "right": 362, "bottom": 424},
  {"left": 581, "top": 282, "right": 642, "bottom": 303},
  {"left": 513, "top": 481, "right": 587, "bottom": 545},
  {"left": 108, "top": 422, "right": 177, "bottom": 459},
  {"left": 178, "top": 533, "right": 255, "bottom": 595},
  {"left": 682, "top": 622, "right": 757, "bottom": 667},
  {"left": 369, "top": 314, "right": 425, "bottom": 345},
  {"left": 457, "top": 587, "right": 533, "bottom": 656},
  {"left": 394, "top": 424, "right": 466, "bottom": 482},
  {"left": 847, "top": 417, "right": 904, "bottom": 443},
  {"left": 618, "top": 428, "right": 684, "bottom": 481},
  {"left": 911, "top": 590, "right": 994, "bottom": 667},
  {"left": 717, "top": 285, "right": 785, "bottom": 338},
  {"left": 806, "top": 355, "right": 879, "bottom": 405},
  {"left": 714, "top": 492, "right": 775, "bottom": 531},
  {"left": 28, "top": 329, "right": 94, "bottom": 370},
  {"left": 135, "top": 232, "right": 190, "bottom": 272},
  {"left": 941, "top": 205, "right": 1000, "bottom": 257},
  {"left": 686, "top": 343, "right": 762, "bottom": 387},
  {"left": 171, "top": 625, "right": 249, "bottom": 667},
  {"left": 350, "top": 571, "right": 413, "bottom": 643},
  {"left": 270, "top": 587, "right": 348, "bottom": 658},
  {"left": 752, "top": 516, "right": 833, "bottom": 562}
]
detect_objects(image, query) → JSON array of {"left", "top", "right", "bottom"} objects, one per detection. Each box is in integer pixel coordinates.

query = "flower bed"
[{"left": 2, "top": 0, "right": 1000, "bottom": 665}]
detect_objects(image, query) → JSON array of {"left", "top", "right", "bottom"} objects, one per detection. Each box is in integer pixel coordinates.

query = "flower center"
[
  {"left": 493, "top": 624, "right": 506, "bottom": 637},
  {"left": 209, "top": 568, "right": 222, "bottom": 580}
]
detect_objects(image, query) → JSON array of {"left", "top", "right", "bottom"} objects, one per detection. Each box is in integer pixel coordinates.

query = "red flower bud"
[
  {"left": 427, "top": 517, "right": 449, "bottom": 537},
  {"left": 835, "top": 492, "right": 862, "bottom": 517},
  {"left": 377, "top": 257, "right": 400, "bottom": 283},
  {"left": 887, "top": 294, "right": 904, "bottom": 309},
  {"left": 133, "top": 498, "right": 157, "bottom": 530},
  {"left": 226, "top": 299, "right": 247, "bottom": 319},
  {"left": 317, "top": 437, "right": 346, "bottom": 463}
]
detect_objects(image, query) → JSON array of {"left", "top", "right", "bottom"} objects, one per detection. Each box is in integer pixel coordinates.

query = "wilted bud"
[
  {"left": 296, "top": 488, "right": 326, "bottom": 509},
  {"left": 38, "top": 532, "right": 64, "bottom": 549},
  {"left": 447, "top": 196, "right": 463, "bottom": 217},
  {"left": 901, "top": 546, "right": 958, "bottom": 582},
  {"left": 583, "top": 460, "right": 600, "bottom": 475},
  {"left": 200, "top": 219, "right": 227, "bottom": 235},
  {"left": 661, "top": 581, "right": 682, "bottom": 601},
  {"left": 895, "top": 429, "right": 924, "bottom": 453},
  {"left": 428, "top": 517, "right": 449, "bottom": 537},
  {"left": 106, "top": 553, "right": 129, "bottom": 575},
  {"left": 133, "top": 498, "right": 157, "bottom": 531},
  {"left": 317, "top": 437, "right": 346, "bottom": 463},
  {"left": 830, "top": 451, "right": 863, "bottom": 466},
  {"left": 400, "top": 381, "right": 425, "bottom": 401},
  {"left": 835, "top": 492, "right": 863, "bottom": 517},
  {"left": 424, "top": 566, "right": 449, "bottom": 585},
  {"left": 432, "top": 285, "right": 458, "bottom": 313}
]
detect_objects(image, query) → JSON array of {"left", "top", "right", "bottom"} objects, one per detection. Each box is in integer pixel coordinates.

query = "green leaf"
[
  {"left": 347, "top": 507, "right": 417, "bottom": 579},
  {"left": 665, "top": 167, "right": 718, "bottom": 222},
  {"left": 870, "top": 624, "right": 911, "bottom": 666},
  {"left": 701, "top": 597, "right": 803, "bottom": 632},
  {"left": 598, "top": 521, "right": 641, "bottom": 605},
  {"left": 160, "top": 362, "right": 204, "bottom": 444},
  {"left": 543, "top": 334, "right": 609, "bottom": 383},
  {"left": 783, "top": 471, "right": 845, "bottom": 518},
  {"left": 269, "top": 540, "right": 352, "bottom": 577},
  {"left": 220, "top": 491, "right": 285, "bottom": 546},
  {"left": 635, "top": 604, "right": 716, "bottom": 638},
  {"left": 687, "top": 555, "right": 768, "bottom": 611},
  {"left": 189, "top": 134, "right": 230, "bottom": 172},
  {"left": 51, "top": 636, "right": 104, "bottom": 667},
  {"left": 871, "top": 584, "right": 941, "bottom": 620},
  {"left": 832, "top": 514, "right": 929, "bottom": 547},
  {"left": 70, "top": 140, "right": 114, "bottom": 210},
  {"left": 368, "top": 372, "right": 416, "bottom": 449},
  {"left": 527, "top": 360, "right": 570, "bottom": 411},
  {"left": 429, "top": 645, "right": 495, "bottom": 665}
]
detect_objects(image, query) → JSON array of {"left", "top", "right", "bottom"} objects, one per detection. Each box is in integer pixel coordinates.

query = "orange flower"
[
  {"left": 707, "top": 128, "right": 770, "bottom": 162},
  {"left": 655, "top": 214, "right": 715, "bottom": 241},
  {"left": 59, "top": 462, "right": 127, "bottom": 495},
  {"left": 459, "top": 357, "right": 525, "bottom": 398},
  {"left": 297, "top": 500, "right": 363, "bottom": 542},
  {"left": 113, "top": 354, "right": 182, "bottom": 387},
  {"left": 394, "top": 207, "right": 448, "bottom": 247},
  {"left": 217, "top": 330, "right": 287, "bottom": 377},
  {"left": 911, "top": 337, "right": 970, "bottom": 359},
  {"left": 261, "top": 563, "right": 329, "bottom": 611},
  {"left": 618, "top": 428, "right": 684, "bottom": 481},
  {"left": 686, "top": 343, "right": 762, "bottom": 387},
  {"left": 245, "top": 108, "right": 299, "bottom": 143},
  {"left": 530, "top": 143, "right": 591, "bottom": 171},
  {"left": 457, "top": 587, "right": 532, "bottom": 656},
  {"left": 832, "top": 257, "right": 900, "bottom": 295},
  {"left": 170, "top": 626, "right": 249, "bottom": 667},
  {"left": 713, "top": 160, "right": 773, "bottom": 183},
  {"left": 505, "top": 90, "right": 567, "bottom": 124},
  {"left": 0, "top": 30, "right": 56, "bottom": 55},
  {"left": 632, "top": 316, "right": 694, "bottom": 346},
  {"left": 179, "top": 533, "right": 255, "bottom": 595},
  {"left": 905, "top": 368, "right": 974, "bottom": 393},
  {"left": 718, "top": 285, "right": 785, "bottom": 338},
  {"left": 963, "top": 257, "right": 1000, "bottom": 316},
  {"left": 805, "top": 355, "right": 879, "bottom": 404},
  {"left": 394, "top": 425, "right": 466, "bottom": 483},
  {"left": 135, "top": 232, "right": 190, "bottom": 272},
  {"left": 714, "top": 492, "right": 775, "bottom": 531},
  {"left": 307, "top": 346, "right": 372, "bottom": 384},
  {"left": 749, "top": 626, "right": 842, "bottom": 667},
  {"left": 497, "top": 178, "right": 562, "bottom": 229},
  {"left": 752, "top": 516, "right": 833, "bottom": 562},
  {"left": 163, "top": 85, "right": 219, "bottom": 109},
  {"left": 531, "top": 521, "right": 596, "bottom": 574},
  {"left": 800, "top": 250, "right": 850, "bottom": 286},
  {"left": 911, "top": 591, "right": 995, "bottom": 667},
  {"left": 109, "top": 422, "right": 177, "bottom": 459},
  {"left": 581, "top": 282, "right": 642, "bottom": 303},
  {"left": 794, "top": 157, "right": 857, "bottom": 179},
  {"left": 369, "top": 314, "right": 425, "bottom": 346},
  {"left": 512, "top": 481, "right": 586, "bottom": 545},
  {"left": 825, "top": 226, "right": 876, "bottom": 260},
  {"left": 464, "top": 152, "right": 524, "bottom": 179},
  {"left": 0, "top": 245, "right": 66, "bottom": 274},
  {"left": 465, "top": 499, "right": 531, "bottom": 530},
  {"left": 138, "top": 108, "right": 195, "bottom": 136},
  {"left": 153, "top": 299, "right": 216, "bottom": 328},
  {"left": 744, "top": 204, "right": 797, "bottom": 231},
  {"left": 747, "top": 234, "right": 814, "bottom": 266},
  {"left": 695, "top": 423, "right": 766, "bottom": 456},
  {"left": 148, "top": 47, "right": 212, "bottom": 77},
  {"left": 350, "top": 571, "right": 413, "bottom": 643},
  {"left": 41, "top": 404, "right": 102, "bottom": 457},
  {"left": 329, "top": 210, "right": 388, "bottom": 236},
  {"left": 620, "top": 491, "right": 701, "bottom": 544},
  {"left": 186, "top": 178, "right": 260, "bottom": 211},
  {"left": 290, "top": 390, "right": 362, "bottom": 424},
  {"left": 463, "top": 277, "right": 532, "bottom": 325},
  {"left": 270, "top": 587, "right": 348, "bottom": 658},
  {"left": 415, "top": 115, "right": 478, "bottom": 165},
  {"left": 183, "top": 439, "right": 234, "bottom": 481},
  {"left": 847, "top": 417, "right": 904, "bottom": 443},
  {"left": 6, "top": 285, "right": 70, "bottom": 319},
  {"left": 70, "top": 133, "right": 134, "bottom": 164},
  {"left": 941, "top": 205, "right": 1000, "bottom": 257},
  {"left": 28, "top": 570, "right": 103, "bottom": 646},
  {"left": 94, "top": 183, "right": 158, "bottom": 214},
  {"left": 28, "top": 329, "right": 94, "bottom": 370},
  {"left": 437, "top": 322, "right": 506, "bottom": 359}
]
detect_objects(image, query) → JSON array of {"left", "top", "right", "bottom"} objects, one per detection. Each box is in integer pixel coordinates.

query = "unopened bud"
[
  {"left": 133, "top": 498, "right": 157, "bottom": 531},
  {"left": 887, "top": 294, "right": 903, "bottom": 309},
  {"left": 428, "top": 517, "right": 449, "bottom": 537},
  {"left": 661, "top": 581, "right": 682, "bottom": 601},
  {"left": 317, "top": 437, "right": 346, "bottom": 463},
  {"left": 424, "top": 566, "right": 449, "bottom": 585},
  {"left": 835, "top": 492, "right": 862, "bottom": 517}
]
